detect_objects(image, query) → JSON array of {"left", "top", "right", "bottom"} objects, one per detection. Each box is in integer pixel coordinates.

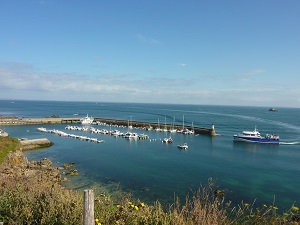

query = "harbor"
[
  {"left": 1, "top": 101, "right": 299, "bottom": 210},
  {"left": 0, "top": 116, "right": 216, "bottom": 136}
]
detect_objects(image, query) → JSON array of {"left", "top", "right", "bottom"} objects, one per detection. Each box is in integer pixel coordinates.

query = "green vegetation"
[
  {"left": 0, "top": 136, "right": 21, "bottom": 163},
  {"left": 0, "top": 174, "right": 83, "bottom": 224},
  {"left": 0, "top": 137, "right": 299, "bottom": 224},
  {"left": 92, "top": 181, "right": 300, "bottom": 225}
]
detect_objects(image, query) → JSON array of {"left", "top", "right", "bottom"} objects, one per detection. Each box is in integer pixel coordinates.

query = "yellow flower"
[
  {"left": 138, "top": 202, "right": 145, "bottom": 208},
  {"left": 135, "top": 206, "right": 139, "bottom": 210},
  {"left": 117, "top": 205, "right": 120, "bottom": 208},
  {"left": 292, "top": 205, "right": 299, "bottom": 211},
  {"left": 244, "top": 203, "right": 250, "bottom": 207},
  {"left": 116, "top": 221, "right": 120, "bottom": 224},
  {"left": 128, "top": 201, "right": 132, "bottom": 205},
  {"left": 95, "top": 218, "right": 99, "bottom": 222}
]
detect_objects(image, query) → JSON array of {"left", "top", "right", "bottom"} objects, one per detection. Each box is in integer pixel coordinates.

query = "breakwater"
[
  {"left": 20, "top": 138, "right": 54, "bottom": 150},
  {"left": 94, "top": 117, "right": 216, "bottom": 136},
  {"left": 0, "top": 116, "right": 81, "bottom": 125},
  {"left": 0, "top": 116, "right": 216, "bottom": 136}
]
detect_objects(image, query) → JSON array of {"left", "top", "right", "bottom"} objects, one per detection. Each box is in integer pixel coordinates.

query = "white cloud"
[
  {"left": 137, "top": 34, "right": 160, "bottom": 45},
  {"left": 0, "top": 62, "right": 299, "bottom": 107},
  {"left": 0, "top": 62, "right": 195, "bottom": 103},
  {"left": 242, "top": 69, "right": 267, "bottom": 76}
]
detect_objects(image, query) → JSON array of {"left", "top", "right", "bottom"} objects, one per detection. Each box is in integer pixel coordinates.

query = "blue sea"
[{"left": 1, "top": 100, "right": 300, "bottom": 210}]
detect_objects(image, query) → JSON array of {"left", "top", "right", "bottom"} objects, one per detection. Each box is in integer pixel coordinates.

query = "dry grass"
[
  {"left": 0, "top": 176, "right": 83, "bottom": 224},
  {"left": 0, "top": 137, "right": 83, "bottom": 224}
]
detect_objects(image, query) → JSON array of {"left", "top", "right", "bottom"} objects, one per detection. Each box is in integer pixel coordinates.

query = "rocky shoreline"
[
  {"left": 0, "top": 143, "right": 84, "bottom": 224},
  {"left": 0, "top": 150, "right": 62, "bottom": 183},
  {"left": 0, "top": 135, "right": 78, "bottom": 187},
  {"left": 0, "top": 149, "right": 82, "bottom": 187}
]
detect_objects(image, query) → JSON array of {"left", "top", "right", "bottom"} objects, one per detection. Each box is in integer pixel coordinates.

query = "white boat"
[
  {"left": 81, "top": 114, "right": 93, "bottom": 125},
  {"left": 162, "top": 137, "right": 173, "bottom": 144},
  {"left": 111, "top": 130, "right": 122, "bottom": 136},
  {"left": 124, "top": 132, "right": 138, "bottom": 139},
  {"left": 178, "top": 143, "right": 188, "bottom": 149},
  {"left": 138, "top": 133, "right": 149, "bottom": 139},
  {"left": 37, "top": 127, "right": 47, "bottom": 132},
  {"left": 155, "top": 119, "right": 162, "bottom": 131},
  {"left": 233, "top": 127, "right": 279, "bottom": 144},
  {"left": 169, "top": 117, "right": 177, "bottom": 133}
]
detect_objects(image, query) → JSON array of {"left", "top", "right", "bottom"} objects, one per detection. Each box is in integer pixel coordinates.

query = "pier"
[
  {"left": 20, "top": 138, "right": 54, "bottom": 150},
  {"left": 0, "top": 116, "right": 81, "bottom": 125},
  {"left": 0, "top": 116, "right": 216, "bottom": 136}
]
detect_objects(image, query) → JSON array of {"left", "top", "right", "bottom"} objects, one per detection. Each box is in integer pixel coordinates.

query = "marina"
[{"left": 0, "top": 116, "right": 216, "bottom": 136}]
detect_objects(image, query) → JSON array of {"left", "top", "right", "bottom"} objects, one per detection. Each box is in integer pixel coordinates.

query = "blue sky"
[{"left": 1, "top": 0, "right": 299, "bottom": 107}]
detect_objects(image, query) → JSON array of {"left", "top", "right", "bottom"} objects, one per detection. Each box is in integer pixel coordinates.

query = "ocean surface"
[{"left": 1, "top": 100, "right": 300, "bottom": 210}]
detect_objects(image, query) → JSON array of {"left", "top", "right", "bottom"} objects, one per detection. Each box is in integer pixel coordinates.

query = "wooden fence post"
[{"left": 83, "top": 189, "right": 94, "bottom": 225}]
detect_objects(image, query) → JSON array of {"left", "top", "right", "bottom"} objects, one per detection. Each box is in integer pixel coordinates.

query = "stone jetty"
[
  {"left": 20, "top": 138, "right": 54, "bottom": 150},
  {"left": 0, "top": 116, "right": 81, "bottom": 125},
  {"left": 94, "top": 117, "right": 217, "bottom": 136}
]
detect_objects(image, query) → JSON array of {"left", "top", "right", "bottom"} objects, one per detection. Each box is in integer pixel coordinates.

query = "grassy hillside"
[{"left": 0, "top": 136, "right": 21, "bottom": 163}]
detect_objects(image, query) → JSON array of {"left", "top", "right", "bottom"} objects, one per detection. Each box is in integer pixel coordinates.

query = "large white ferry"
[
  {"left": 233, "top": 127, "right": 279, "bottom": 144},
  {"left": 81, "top": 114, "right": 94, "bottom": 125}
]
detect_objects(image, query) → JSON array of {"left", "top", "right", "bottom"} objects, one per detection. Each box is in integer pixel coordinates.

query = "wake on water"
[{"left": 280, "top": 141, "right": 300, "bottom": 145}]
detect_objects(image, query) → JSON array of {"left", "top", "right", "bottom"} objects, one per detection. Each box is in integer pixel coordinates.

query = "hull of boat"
[{"left": 233, "top": 136, "right": 279, "bottom": 144}]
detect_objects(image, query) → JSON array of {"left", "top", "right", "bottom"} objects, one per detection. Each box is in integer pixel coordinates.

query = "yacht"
[{"left": 178, "top": 143, "right": 188, "bottom": 150}]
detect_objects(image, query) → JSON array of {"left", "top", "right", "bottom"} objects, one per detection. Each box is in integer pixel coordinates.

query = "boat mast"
[{"left": 164, "top": 115, "right": 167, "bottom": 131}]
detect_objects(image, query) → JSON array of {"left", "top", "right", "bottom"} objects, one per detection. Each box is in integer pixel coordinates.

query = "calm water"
[{"left": 1, "top": 100, "right": 300, "bottom": 209}]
